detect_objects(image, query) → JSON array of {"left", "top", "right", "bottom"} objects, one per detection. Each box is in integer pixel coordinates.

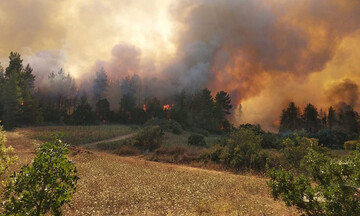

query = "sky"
[{"left": 0, "top": 0, "right": 359, "bottom": 131}]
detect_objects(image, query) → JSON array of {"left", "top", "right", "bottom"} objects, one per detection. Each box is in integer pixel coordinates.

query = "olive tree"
[{"left": 2, "top": 135, "right": 79, "bottom": 215}]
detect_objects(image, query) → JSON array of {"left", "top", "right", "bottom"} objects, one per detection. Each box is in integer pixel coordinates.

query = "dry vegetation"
[
  {"left": 19, "top": 125, "right": 135, "bottom": 145},
  {"left": 4, "top": 128, "right": 298, "bottom": 215}
]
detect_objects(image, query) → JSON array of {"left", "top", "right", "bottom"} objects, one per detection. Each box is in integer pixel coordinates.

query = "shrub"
[
  {"left": 206, "top": 128, "right": 269, "bottom": 171},
  {"left": 2, "top": 135, "right": 79, "bottom": 215},
  {"left": 133, "top": 126, "right": 163, "bottom": 152},
  {"left": 144, "top": 118, "right": 183, "bottom": 134},
  {"left": 0, "top": 125, "right": 17, "bottom": 180},
  {"left": 268, "top": 149, "right": 360, "bottom": 216},
  {"left": 279, "top": 135, "right": 328, "bottom": 170},
  {"left": 188, "top": 134, "right": 207, "bottom": 147},
  {"left": 344, "top": 140, "right": 360, "bottom": 150}
]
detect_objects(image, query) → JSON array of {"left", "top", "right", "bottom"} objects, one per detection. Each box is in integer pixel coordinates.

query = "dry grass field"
[{"left": 4, "top": 128, "right": 298, "bottom": 216}]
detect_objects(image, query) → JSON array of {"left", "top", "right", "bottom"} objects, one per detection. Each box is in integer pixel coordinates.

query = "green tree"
[
  {"left": 268, "top": 149, "right": 360, "bottom": 216},
  {"left": 302, "top": 104, "right": 320, "bottom": 133},
  {"left": 145, "top": 97, "right": 163, "bottom": 118},
  {"left": 280, "top": 102, "right": 301, "bottom": 133},
  {"left": 95, "top": 98, "right": 110, "bottom": 121},
  {"left": 218, "top": 128, "right": 268, "bottom": 170},
  {"left": 72, "top": 98, "right": 96, "bottom": 125},
  {"left": 5, "top": 52, "right": 23, "bottom": 78},
  {"left": 327, "top": 106, "right": 336, "bottom": 129},
  {"left": 0, "top": 64, "right": 5, "bottom": 120},
  {"left": 215, "top": 91, "right": 232, "bottom": 131},
  {"left": 2, "top": 73, "right": 21, "bottom": 130},
  {"left": 2, "top": 135, "right": 79, "bottom": 215},
  {"left": 215, "top": 91, "right": 232, "bottom": 117},
  {"left": 92, "top": 68, "right": 108, "bottom": 102}
]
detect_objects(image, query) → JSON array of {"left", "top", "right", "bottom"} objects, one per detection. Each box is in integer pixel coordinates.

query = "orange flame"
[
  {"left": 142, "top": 104, "right": 147, "bottom": 112},
  {"left": 163, "top": 104, "right": 171, "bottom": 111}
]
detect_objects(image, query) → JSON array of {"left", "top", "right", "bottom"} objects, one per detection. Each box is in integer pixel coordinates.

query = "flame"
[
  {"left": 220, "top": 124, "right": 224, "bottom": 131},
  {"left": 142, "top": 104, "right": 147, "bottom": 112},
  {"left": 163, "top": 104, "right": 171, "bottom": 111}
]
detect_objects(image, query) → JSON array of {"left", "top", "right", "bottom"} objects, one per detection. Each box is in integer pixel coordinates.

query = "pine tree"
[
  {"left": 3, "top": 73, "right": 21, "bottom": 129},
  {"left": 0, "top": 64, "right": 5, "bottom": 121},
  {"left": 302, "top": 103, "right": 320, "bottom": 133},
  {"left": 280, "top": 102, "right": 301, "bottom": 132},
  {"left": 92, "top": 68, "right": 108, "bottom": 102},
  {"left": 327, "top": 106, "right": 336, "bottom": 129}
]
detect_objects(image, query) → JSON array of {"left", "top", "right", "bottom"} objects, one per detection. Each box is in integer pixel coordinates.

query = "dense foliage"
[
  {"left": 2, "top": 136, "right": 79, "bottom": 215},
  {"left": 268, "top": 149, "right": 360, "bottom": 216},
  {"left": 0, "top": 125, "right": 17, "bottom": 180},
  {"left": 280, "top": 102, "right": 359, "bottom": 148},
  {"left": 188, "top": 134, "right": 207, "bottom": 147}
]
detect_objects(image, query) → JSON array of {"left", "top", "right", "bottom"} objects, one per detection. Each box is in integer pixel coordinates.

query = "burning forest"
[{"left": 0, "top": 0, "right": 360, "bottom": 132}]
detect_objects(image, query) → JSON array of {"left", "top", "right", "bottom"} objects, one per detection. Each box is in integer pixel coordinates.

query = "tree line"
[
  {"left": 0, "top": 52, "right": 232, "bottom": 133},
  {"left": 280, "top": 102, "right": 360, "bottom": 148}
]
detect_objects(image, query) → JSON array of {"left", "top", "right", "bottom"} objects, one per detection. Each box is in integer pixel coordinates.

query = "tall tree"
[
  {"left": 2, "top": 73, "right": 21, "bottom": 129},
  {"left": 215, "top": 91, "right": 232, "bottom": 119},
  {"left": 22, "top": 64, "right": 36, "bottom": 93},
  {"left": 0, "top": 64, "right": 5, "bottom": 120},
  {"left": 280, "top": 102, "right": 301, "bottom": 132},
  {"left": 92, "top": 68, "right": 108, "bottom": 102},
  {"left": 95, "top": 98, "right": 110, "bottom": 122},
  {"left": 302, "top": 103, "right": 320, "bottom": 133},
  {"left": 327, "top": 106, "right": 336, "bottom": 129},
  {"left": 5, "top": 52, "right": 22, "bottom": 78}
]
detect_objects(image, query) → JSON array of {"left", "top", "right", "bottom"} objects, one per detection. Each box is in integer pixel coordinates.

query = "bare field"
[
  {"left": 18, "top": 125, "right": 135, "bottom": 145},
  {"left": 5, "top": 129, "right": 298, "bottom": 216}
]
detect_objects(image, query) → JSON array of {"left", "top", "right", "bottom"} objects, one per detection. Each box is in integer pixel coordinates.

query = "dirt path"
[{"left": 82, "top": 133, "right": 136, "bottom": 148}]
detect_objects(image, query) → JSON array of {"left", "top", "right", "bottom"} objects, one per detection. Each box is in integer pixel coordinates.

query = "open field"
[{"left": 4, "top": 127, "right": 298, "bottom": 215}]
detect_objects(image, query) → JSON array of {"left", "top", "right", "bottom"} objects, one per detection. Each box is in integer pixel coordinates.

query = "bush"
[
  {"left": 133, "top": 126, "right": 164, "bottom": 152},
  {"left": 188, "top": 134, "right": 207, "bottom": 147},
  {"left": 268, "top": 149, "right": 360, "bottom": 215},
  {"left": 144, "top": 118, "right": 183, "bottom": 134},
  {"left": 2, "top": 135, "right": 79, "bottom": 215},
  {"left": 344, "top": 140, "right": 360, "bottom": 150},
  {"left": 206, "top": 128, "right": 269, "bottom": 171},
  {"left": 0, "top": 125, "right": 17, "bottom": 180}
]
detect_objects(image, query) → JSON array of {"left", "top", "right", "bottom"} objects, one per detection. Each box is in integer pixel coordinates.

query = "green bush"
[
  {"left": 279, "top": 135, "right": 328, "bottom": 170},
  {"left": 144, "top": 118, "right": 183, "bottom": 134},
  {"left": 344, "top": 140, "right": 360, "bottom": 150},
  {"left": 268, "top": 149, "right": 360, "bottom": 216},
  {"left": 134, "top": 126, "right": 164, "bottom": 152},
  {"left": 0, "top": 125, "right": 17, "bottom": 180},
  {"left": 188, "top": 134, "right": 207, "bottom": 147},
  {"left": 207, "top": 128, "right": 269, "bottom": 171},
  {"left": 2, "top": 135, "right": 79, "bottom": 215}
]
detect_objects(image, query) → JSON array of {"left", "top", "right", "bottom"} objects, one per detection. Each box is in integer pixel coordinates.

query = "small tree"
[
  {"left": 268, "top": 149, "right": 360, "bottom": 216},
  {"left": 2, "top": 135, "right": 79, "bottom": 215}
]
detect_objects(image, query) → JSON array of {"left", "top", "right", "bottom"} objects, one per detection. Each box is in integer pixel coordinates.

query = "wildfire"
[
  {"left": 163, "top": 104, "right": 171, "bottom": 111},
  {"left": 142, "top": 104, "right": 147, "bottom": 112},
  {"left": 220, "top": 124, "right": 224, "bottom": 131}
]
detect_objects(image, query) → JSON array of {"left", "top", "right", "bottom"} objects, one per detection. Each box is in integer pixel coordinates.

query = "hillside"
[{"left": 5, "top": 129, "right": 298, "bottom": 215}]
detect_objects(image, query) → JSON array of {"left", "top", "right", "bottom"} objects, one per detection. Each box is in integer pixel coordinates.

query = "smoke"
[
  {"left": 1, "top": 0, "right": 360, "bottom": 130},
  {"left": 326, "top": 79, "right": 359, "bottom": 108}
]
